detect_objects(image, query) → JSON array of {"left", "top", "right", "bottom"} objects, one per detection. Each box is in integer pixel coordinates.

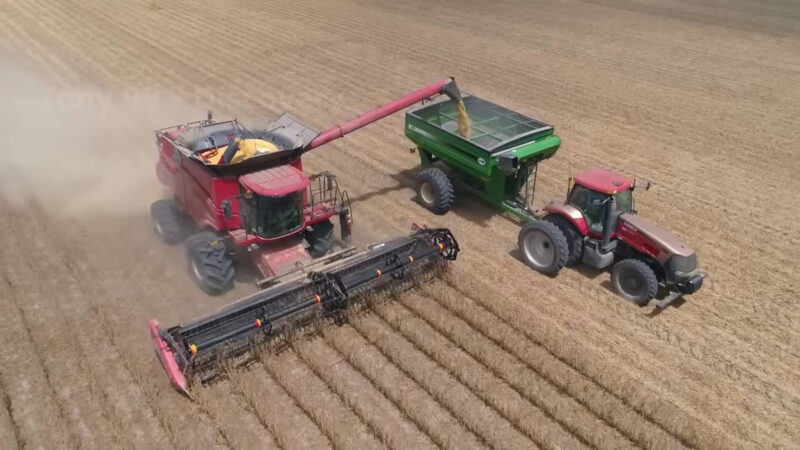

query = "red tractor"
[
  {"left": 150, "top": 78, "right": 466, "bottom": 294},
  {"left": 518, "top": 168, "right": 705, "bottom": 308}
]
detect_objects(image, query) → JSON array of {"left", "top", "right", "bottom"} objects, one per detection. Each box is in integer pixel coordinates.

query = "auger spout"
[{"left": 305, "top": 78, "right": 464, "bottom": 151}]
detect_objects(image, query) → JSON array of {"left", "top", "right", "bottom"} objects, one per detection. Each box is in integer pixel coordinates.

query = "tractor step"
[{"left": 150, "top": 227, "right": 459, "bottom": 393}]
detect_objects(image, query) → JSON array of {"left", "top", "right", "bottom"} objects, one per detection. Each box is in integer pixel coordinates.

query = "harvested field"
[{"left": 0, "top": 0, "right": 798, "bottom": 448}]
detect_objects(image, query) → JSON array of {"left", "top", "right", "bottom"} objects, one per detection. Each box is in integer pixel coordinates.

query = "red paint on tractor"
[
  {"left": 573, "top": 168, "right": 633, "bottom": 194},
  {"left": 543, "top": 202, "right": 590, "bottom": 235},
  {"left": 616, "top": 218, "right": 661, "bottom": 259}
]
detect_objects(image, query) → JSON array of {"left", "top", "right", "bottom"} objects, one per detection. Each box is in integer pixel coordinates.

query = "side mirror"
[
  {"left": 221, "top": 200, "right": 232, "bottom": 219},
  {"left": 633, "top": 178, "right": 652, "bottom": 191}
]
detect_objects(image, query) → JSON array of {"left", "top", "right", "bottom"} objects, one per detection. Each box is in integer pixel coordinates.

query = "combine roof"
[{"left": 239, "top": 166, "right": 309, "bottom": 196}]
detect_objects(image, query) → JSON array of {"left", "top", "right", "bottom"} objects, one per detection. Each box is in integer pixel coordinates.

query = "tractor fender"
[{"left": 542, "top": 202, "right": 589, "bottom": 235}]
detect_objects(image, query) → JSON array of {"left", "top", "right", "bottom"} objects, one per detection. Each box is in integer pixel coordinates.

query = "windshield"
[
  {"left": 253, "top": 192, "right": 304, "bottom": 238},
  {"left": 615, "top": 189, "right": 632, "bottom": 213}
]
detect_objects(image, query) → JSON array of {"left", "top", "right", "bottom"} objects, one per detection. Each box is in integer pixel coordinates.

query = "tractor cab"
[{"left": 567, "top": 168, "right": 634, "bottom": 236}]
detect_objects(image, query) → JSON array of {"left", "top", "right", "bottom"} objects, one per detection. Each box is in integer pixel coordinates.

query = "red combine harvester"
[
  {"left": 149, "top": 79, "right": 464, "bottom": 392},
  {"left": 151, "top": 78, "right": 464, "bottom": 294}
]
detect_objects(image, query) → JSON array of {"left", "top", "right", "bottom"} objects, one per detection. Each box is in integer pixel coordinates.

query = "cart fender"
[{"left": 542, "top": 202, "right": 589, "bottom": 235}]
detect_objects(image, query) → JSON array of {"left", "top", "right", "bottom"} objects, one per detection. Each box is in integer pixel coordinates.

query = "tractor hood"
[{"left": 619, "top": 213, "right": 695, "bottom": 259}]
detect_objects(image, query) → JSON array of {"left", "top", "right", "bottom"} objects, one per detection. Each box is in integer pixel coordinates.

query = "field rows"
[{"left": 1, "top": 0, "right": 798, "bottom": 448}]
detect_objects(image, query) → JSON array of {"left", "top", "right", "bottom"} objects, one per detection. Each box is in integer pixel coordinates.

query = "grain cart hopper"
[
  {"left": 150, "top": 78, "right": 467, "bottom": 392},
  {"left": 405, "top": 97, "right": 704, "bottom": 310}
]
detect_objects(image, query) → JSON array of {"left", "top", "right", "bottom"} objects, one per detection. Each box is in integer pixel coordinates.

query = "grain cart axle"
[{"left": 150, "top": 227, "right": 459, "bottom": 393}]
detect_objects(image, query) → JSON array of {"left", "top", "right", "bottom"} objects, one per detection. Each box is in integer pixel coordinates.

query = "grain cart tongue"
[{"left": 150, "top": 227, "right": 458, "bottom": 393}]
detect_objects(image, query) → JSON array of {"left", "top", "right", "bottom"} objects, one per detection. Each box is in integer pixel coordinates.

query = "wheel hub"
[
  {"left": 419, "top": 181, "right": 435, "bottom": 206},
  {"left": 522, "top": 230, "right": 555, "bottom": 269}
]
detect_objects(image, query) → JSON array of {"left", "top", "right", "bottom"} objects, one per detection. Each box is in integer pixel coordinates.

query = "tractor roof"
[
  {"left": 573, "top": 168, "right": 633, "bottom": 194},
  {"left": 239, "top": 166, "right": 309, "bottom": 197}
]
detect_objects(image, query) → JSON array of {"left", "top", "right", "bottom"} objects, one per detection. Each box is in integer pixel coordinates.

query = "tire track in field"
[
  {"left": 0, "top": 377, "right": 21, "bottom": 450},
  {"left": 322, "top": 325, "right": 485, "bottom": 450}
]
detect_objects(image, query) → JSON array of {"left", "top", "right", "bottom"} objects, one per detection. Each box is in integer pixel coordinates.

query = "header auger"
[{"left": 150, "top": 227, "right": 458, "bottom": 393}]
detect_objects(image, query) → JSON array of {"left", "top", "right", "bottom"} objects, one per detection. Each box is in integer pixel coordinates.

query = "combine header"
[{"left": 151, "top": 227, "right": 457, "bottom": 393}]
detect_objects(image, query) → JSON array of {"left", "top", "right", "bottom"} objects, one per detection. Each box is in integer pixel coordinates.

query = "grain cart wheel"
[
  {"left": 518, "top": 220, "right": 568, "bottom": 275},
  {"left": 611, "top": 259, "right": 658, "bottom": 305},
  {"left": 544, "top": 214, "right": 584, "bottom": 266},
  {"left": 306, "top": 219, "right": 335, "bottom": 258},
  {"left": 416, "top": 168, "right": 454, "bottom": 215},
  {"left": 186, "top": 232, "right": 235, "bottom": 295},
  {"left": 150, "top": 199, "right": 185, "bottom": 244}
]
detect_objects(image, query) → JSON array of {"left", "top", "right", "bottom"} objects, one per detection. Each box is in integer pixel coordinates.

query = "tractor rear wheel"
[
  {"left": 518, "top": 220, "right": 568, "bottom": 275},
  {"left": 417, "top": 168, "right": 454, "bottom": 215},
  {"left": 186, "top": 232, "right": 235, "bottom": 295},
  {"left": 306, "top": 219, "right": 335, "bottom": 258},
  {"left": 544, "top": 214, "right": 584, "bottom": 265},
  {"left": 611, "top": 259, "right": 658, "bottom": 305},
  {"left": 150, "top": 199, "right": 185, "bottom": 244}
]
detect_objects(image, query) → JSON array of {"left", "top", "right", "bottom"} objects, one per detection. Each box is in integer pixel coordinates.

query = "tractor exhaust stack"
[{"left": 150, "top": 227, "right": 459, "bottom": 393}]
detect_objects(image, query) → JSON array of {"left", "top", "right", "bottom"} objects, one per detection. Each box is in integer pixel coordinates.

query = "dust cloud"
[{"left": 0, "top": 59, "right": 201, "bottom": 218}]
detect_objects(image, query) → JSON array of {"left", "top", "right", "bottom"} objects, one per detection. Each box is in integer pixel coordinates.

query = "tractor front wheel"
[
  {"left": 518, "top": 220, "right": 568, "bottom": 275},
  {"left": 150, "top": 199, "right": 185, "bottom": 244},
  {"left": 186, "top": 232, "right": 235, "bottom": 295},
  {"left": 611, "top": 259, "right": 658, "bottom": 305},
  {"left": 306, "top": 219, "right": 335, "bottom": 258},
  {"left": 416, "top": 168, "right": 455, "bottom": 215}
]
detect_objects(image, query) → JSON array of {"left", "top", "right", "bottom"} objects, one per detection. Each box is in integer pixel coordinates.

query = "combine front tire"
[
  {"left": 518, "top": 220, "right": 568, "bottom": 275},
  {"left": 306, "top": 219, "right": 335, "bottom": 258},
  {"left": 611, "top": 259, "right": 658, "bottom": 305},
  {"left": 417, "top": 168, "right": 454, "bottom": 215},
  {"left": 186, "top": 232, "right": 235, "bottom": 295},
  {"left": 151, "top": 199, "right": 185, "bottom": 244}
]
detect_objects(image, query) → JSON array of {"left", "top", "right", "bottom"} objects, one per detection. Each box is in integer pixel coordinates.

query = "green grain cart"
[{"left": 405, "top": 95, "right": 560, "bottom": 219}]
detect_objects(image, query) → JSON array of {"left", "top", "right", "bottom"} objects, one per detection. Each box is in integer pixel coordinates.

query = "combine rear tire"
[
  {"left": 306, "top": 219, "right": 335, "bottom": 258},
  {"left": 518, "top": 220, "right": 568, "bottom": 275},
  {"left": 544, "top": 214, "right": 584, "bottom": 265},
  {"left": 611, "top": 259, "right": 658, "bottom": 305},
  {"left": 186, "top": 232, "right": 235, "bottom": 295},
  {"left": 417, "top": 168, "right": 454, "bottom": 215},
  {"left": 151, "top": 199, "right": 185, "bottom": 244}
]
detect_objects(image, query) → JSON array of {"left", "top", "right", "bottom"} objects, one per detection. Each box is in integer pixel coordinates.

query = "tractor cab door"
[{"left": 567, "top": 185, "right": 609, "bottom": 235}]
